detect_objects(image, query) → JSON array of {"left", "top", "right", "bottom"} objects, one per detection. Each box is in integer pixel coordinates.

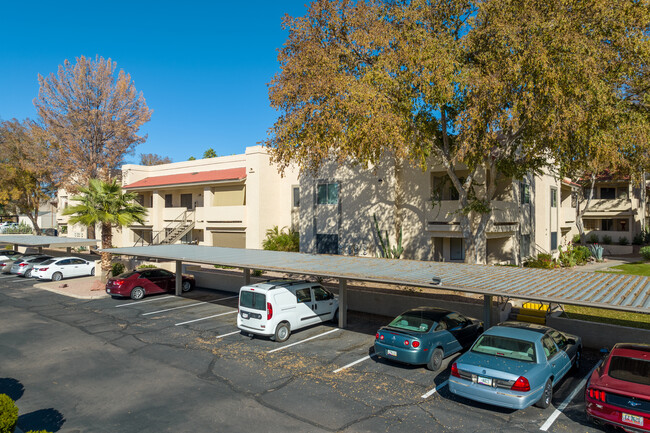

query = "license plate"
[
  {"left": 622, "top": 413, "right": 643, "bottom": 426},
  {"left": 241, "top": 312, "right": 249, "bottom": 319},
  {"left": 386, "top": 349, "right": 397, "bottom": 356},
  {"left": 477, "top": 376, "right": 492, "bottom": 386},
  {"left": 106, "top": 289, "right": 111, "bottom": 293}
]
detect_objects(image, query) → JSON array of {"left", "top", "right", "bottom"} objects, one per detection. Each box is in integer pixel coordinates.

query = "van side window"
[
  {"left": 295, "top": 288, "right": 311, "bottom": 303},
  {"left": 312, "top": 286, "right": 331, "bottom": 301}
]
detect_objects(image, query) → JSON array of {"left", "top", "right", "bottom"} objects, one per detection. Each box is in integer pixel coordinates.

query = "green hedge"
[
  {"left": 641, "top": 246, "right": 650, "bottom": 261},
  {"left": 111, "top": 262, "right": 125, "bottom": 276},
  {"left": 0, "top": 394, "right": 18, "bottom": 433}
]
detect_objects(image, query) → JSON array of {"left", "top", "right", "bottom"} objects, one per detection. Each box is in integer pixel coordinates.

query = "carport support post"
[
  {"left": 37, "top": 246, "right": 42, "bottom": 253},
  {"left": 243, "top": 268, "right": 251, "bottom": 286},
  {"left": 338, "top": 278, "right": 347, "bottom": 329},
  {"left": 66, "top": 247, "right": 71, "bottom": 253},
  {"left": 483, "top": 295, "right": 493, "bottom": 329},
  {"left": 175, "top": 260, "right": 182, "bottom": 296}
]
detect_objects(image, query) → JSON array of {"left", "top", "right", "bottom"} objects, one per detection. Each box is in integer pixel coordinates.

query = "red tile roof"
[{"left": 123, "top": 168, "right": 246, "bottom": 189}]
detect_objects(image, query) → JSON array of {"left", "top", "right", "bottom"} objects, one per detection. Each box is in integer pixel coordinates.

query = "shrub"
[
  {"left": 111, "top": 262, "right": 125, "bottom": 277},
  {"left": 262, "top": 226, "right": 299, "bottom": 252},
  {"left": 137, "top": 264, "right": 156, "bottom": 269},
  {"left": 646, "top": 230, "right": 650, "bottom": 245},
  {"left": 588, "top": 233, "right": 599, "bottom": 244},
  {"left": 252, "top": 269, "right": 264, "bottom": 277},
  {"left": 633, "top": 233, "right": 645, "bottom": 245},
  {"left": 524, "top": 253, "right": 556, "bottom": 269},
  {"left": 602, "top": 235, "right": 612, "bottom": 245},
  {"left": 641, "top": 246, "right": 650, "bottom": 261},
  {"left": 571, "top": 234, "right": 581, "bottom": 244},
  {"left": 618, "top": 236, "right": 629, "bottom": 246},
  {"left": 558, "top": 248, "right": 576, "bottom": 268},
  {"left": 0, "top": 393, "right": 18, "bottom": 433},
  {"left": 573, "top": 246, "right": 592, "bottom": 264}
]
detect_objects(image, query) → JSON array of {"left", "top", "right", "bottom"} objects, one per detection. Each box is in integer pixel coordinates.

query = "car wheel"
[
  {"left": 181, "top": 281, "right": 193, "bottom": 292},
  {"left": 331, "top": 308, "right": 339, "bottom": 323},
  {"left": 24, "top": 269, "right": 32, "bottom": 278},
  {"left": 274, "top": 322, "right": 291, "bottom": 343},
  {"left": 130, "top": 287, "right": 145, "bottom": 300},
  {"left": 90, "top": 268, "right": 95, "bottom": 276},
  {"left": 427, "top": 347, "right": 444, "bottom": 371},
  {"left": 52, "top": 272, "right": 63, "bottom": 282},
  {"left": 572, "top": 349, "right": 582, "bottom": 373},
  {"left": 535, "top": 379, "right": 553, "bottom": 409}
]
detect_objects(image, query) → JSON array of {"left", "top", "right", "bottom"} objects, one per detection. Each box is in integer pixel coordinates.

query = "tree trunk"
[
  {"left": 576, "top": 173, "right": 597, "bottom": 245},
  {"left": 475, "top": 212, "right": 491, "bottom": 264},
  {"left": 100, "top": 222, "right": 112, "bottom": 282},
  {"left": 393, "top": 157, "right": 404, "bottom": 257},
  {"left": 26, "top": 213, "right": 41, "bottom": 235}
]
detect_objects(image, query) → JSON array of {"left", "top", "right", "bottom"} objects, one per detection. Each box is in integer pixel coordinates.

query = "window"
[
  {"left": 609, "top": 356, "right": 650, "bottom": 386},
  {"left": 317, "top": 183, "right": 339, "bottom": 205},
  {"left": 541, "top": 335, "right": 558, "bottom": 359},
  {"left": 585, "top": 219, "right": 599, "bottom": 230},
  {"left": 443, "top": 313, "right": 466, "bottom": 330},
  {"left": 521, "top": 234, "right": 531, "bottom": 257},
  {"left": 293, "top": 186, "right": 300, "bottom": 208},
  {"left": 312, "top": 286, "right": 333, "bottom": 301},
  {"left": 550, "top": 187, "right": 557, "bottom": 207},
  {"left": 316, "top": 234, "right": 339, "bottom": 254},
  {"left": 617, "top": 187, "right": 629, "bottom": 200},
  {"left": 449, "top": 186, "right": 460, "bottom": 201},
  {"left": 617, "top": 219, "right": 628, "bottom": 232},
  {"left": 180, "top": 194, "right": 192, "bottom": 209},
  {"left": 549, "top": 330, "right": 568, "bottom": 351},
  {"left": 602, "top": 219, "right": 614, "bottom": 231},
  {"left": 520, "top": 182, "right": 530, "bottom": 204},
  {"left": 450, "top": 238, "right": 464, "bottom": 261},
  {"left": 135, "top": 194, "right": 144, "bottom": 205},
  {"left": 240, "top": 291, "right": 266, "bottom": 311},
  {"left": 165, "top": 194, "right": 173, "bottom": 208},
  {"left": 551, "top": 232, "right": 558, "bottom": 250},
  {"left": 600, "top": 187, "right": 616, "bottom": 199},
  {"left": 295, "top": 288, "right": 311, "bottom": 303}
]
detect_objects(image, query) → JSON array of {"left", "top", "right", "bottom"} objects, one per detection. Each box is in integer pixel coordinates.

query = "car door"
[
  {"left": 541, "top": 334, "right": 569, "bottom": 383},
  {"left": 137, "top": 270, "right": 167, "bottom": 294},
  {"left": 310, "top": 285, "right": 336, "bottom": 322},
  {"left": 440, "top": 315, "right": 464, "bottom": 354},
  {"left": 294, "top": 286, "right": 319, "bottom": 327},
  {"left": 444, "top": 313, "right": 475, "bottom": 349},
  {"left": 56, "top": 259, "right": 73, "bottom": 277},
  {"left": 548, "top": 330, "right": 574, "bottom": 377},
  {"left": 68, "top": 258, "right": 87, "bottom": 277}
]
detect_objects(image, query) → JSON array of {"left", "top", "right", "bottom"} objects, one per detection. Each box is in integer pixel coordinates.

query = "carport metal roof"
[
  {"left": 103, "top": 244, "right": 650, "bottom": 314},
  {"left": 0, "top": 235, "right": 99, "bottom": 248}
]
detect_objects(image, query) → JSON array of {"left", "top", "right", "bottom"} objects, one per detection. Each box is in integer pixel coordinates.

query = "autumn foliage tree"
[
  {"left": 267, "top": 0, "right": 649, "bottom": 263},
  {"left": 140, "top": 153, "right": 172, "bottom": 166},
  {"left": 0, "top": 119, "right": 54, "bottom": 234},
  {"left": 35, "top": 55, "right": 152, "bottom": 189}
]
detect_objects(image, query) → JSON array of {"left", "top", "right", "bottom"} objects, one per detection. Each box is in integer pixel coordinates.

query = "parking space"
[{"left": 0, "top": 277, "right": 613, "bottom": 433}]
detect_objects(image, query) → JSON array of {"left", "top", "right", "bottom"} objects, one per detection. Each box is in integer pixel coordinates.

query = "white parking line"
[
  {"left": 267, "top": 328, "right": 341, "bottom": 354},
  {"left": 142, "top": 302, "right": 207, "bottom": 315},
  {"left": 333, "top": 353, "right": 377, "bottom": 373},
  {"left": 539, "top": 361, "right": 602, "bottom": 431},
  {"left": 175, "top": 311, "right": 237, "bottom": 326},
  {"left": 114, "top": 295, "right": 175, "bottom": 307},
  {"left": 215, "top": 330, "right": 241, "bottom": 339},
  {"left": 421, "top": 380, "right": 449, "bottom": 399}
]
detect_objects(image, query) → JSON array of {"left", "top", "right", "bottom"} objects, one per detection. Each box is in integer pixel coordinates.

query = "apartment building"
[
  {"left": 57, "top": 146, "right": 299, "bottom": 249},
  {"left": 298, "top": 158, "right": 581, "bottom": 264}
]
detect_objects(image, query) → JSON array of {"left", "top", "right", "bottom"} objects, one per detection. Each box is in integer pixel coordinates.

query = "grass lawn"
[{"left": 561, "top": 261, "right": 650, "bottom": 329}]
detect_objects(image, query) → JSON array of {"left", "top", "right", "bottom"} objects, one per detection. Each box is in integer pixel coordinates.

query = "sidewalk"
[
  {"left": 569, "top": 256, "right": 639, "bottom": 273},
  {"left": 33, "top": 276, "right": 109, "bottom": 299}
]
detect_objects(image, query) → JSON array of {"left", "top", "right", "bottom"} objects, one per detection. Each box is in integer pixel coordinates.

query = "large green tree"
[
  {"left": 266, "top": 0, "right": 649, "bottom": 263},
  {"left": 63, "top": 179, "right": 147, "bottom": 278},
  {"left": 0, "top": 119, "right": 54, "bottom": 234}
]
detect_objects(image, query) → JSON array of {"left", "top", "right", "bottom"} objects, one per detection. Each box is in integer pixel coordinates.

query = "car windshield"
[
  {"left": 388, "top": 312, "right": 436, "bottom": 333},
  {"left": 609, "top": 356, "right": 650, "bottom": 386},
  {"left": 116, "top": 271, "right": 138, "bottom": 279},
  {"left": 240, "top": 291, "right": 266, "bottom": 311},
  {"left": 471, "top": 335, "right": 536, "bottom": 362}
]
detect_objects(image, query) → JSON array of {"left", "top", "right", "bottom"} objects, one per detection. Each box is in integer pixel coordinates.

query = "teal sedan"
[
  {"left": 449, "top": 321, "right": 582, "bottom": 410},
  {"left": 374, "top": 307, "right": 483, "bottom": 371}
]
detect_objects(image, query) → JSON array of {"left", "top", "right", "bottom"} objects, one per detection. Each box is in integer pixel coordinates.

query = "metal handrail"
[{"left": 132, "top": 208, "right": 195, "bottom": 246}]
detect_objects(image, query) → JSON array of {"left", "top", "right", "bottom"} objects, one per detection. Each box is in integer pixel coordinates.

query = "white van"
[{"left": 237, "top": 279, "right": 339, "bottom": 342}]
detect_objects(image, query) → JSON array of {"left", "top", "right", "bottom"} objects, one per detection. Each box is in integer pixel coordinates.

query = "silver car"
[{"left": 10, "top": 255, "right": 53, "bottom": 278}]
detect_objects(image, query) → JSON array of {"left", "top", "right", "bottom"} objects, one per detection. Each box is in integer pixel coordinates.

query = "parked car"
[
  {"left": 237, "top": 279, "right": 339, "bottom": 342},
  {"left": 0, "top": 222, "right": 18, "bottom": 233},
  {"left": 10, "top": 255, "right": 54, "bottom": 278},
  {"left": 374, "top": 307, "right": 483, "bottom": 371},
  {"left": 0, "top": 250, "right": 22, "bottom": 261},
  {"left": 31, "top": 257, "right": 96, "bottom": 281},
  {"left": 448, "top": 321, "right": 582, "bottom": 410},
  {"left": 105, "top": 268, "right": 195, "bottom": 299},
  {"left": 0, "top": 253, "right": 39, "bottom": 274},
  {"left": 585, "top": 343, "right": 650, "bottom": 432}
]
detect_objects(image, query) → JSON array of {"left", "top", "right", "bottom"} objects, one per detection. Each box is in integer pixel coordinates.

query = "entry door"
[
  {"left": 310, "top": 285, "right": 336, "bottom": 322},
  {"left": 294, "top": 287, "right": 319, "bottom": 326},
  {"left": 180, "top": 194, "right": 193, "bottom": 209}
]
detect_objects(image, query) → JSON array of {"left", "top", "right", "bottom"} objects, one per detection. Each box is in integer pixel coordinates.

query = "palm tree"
[{"left": 63, "top": 179, "right": 147, "bottom": 279}]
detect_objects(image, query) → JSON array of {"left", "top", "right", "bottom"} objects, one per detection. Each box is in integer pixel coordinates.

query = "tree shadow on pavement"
[
  {"left": 18, "top": 409, "right": 65, "bottom": 432},
  {"left": 0, "top": 377, "right": 24, "bottom": 401}
]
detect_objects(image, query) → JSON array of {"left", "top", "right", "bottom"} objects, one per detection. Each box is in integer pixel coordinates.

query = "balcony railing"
[{"left": 585, "top": 198, "right": 632, "bottom": 213}]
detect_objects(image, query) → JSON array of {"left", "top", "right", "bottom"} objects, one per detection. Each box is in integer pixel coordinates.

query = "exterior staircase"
[
  {"left": 160, "top": 220, "right": 195, "bottom": 244},
  {"left": 508, "top": 302, "right": 549, "bottom": 325},
  {"left": 134, "top": 209, "right": 196, "bottom": 246}
]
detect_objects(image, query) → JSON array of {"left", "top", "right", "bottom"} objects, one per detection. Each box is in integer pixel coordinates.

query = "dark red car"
[
  {"left": 106, "top": 268, "right": 195, "bottom": 300},
  {"left": 586, "top": 343, "right": 650, "bottom": 432}
]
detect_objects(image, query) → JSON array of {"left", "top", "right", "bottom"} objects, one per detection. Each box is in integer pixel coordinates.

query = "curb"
[{"left": 32, "top": 277, "right": 109, "bottom": 300}]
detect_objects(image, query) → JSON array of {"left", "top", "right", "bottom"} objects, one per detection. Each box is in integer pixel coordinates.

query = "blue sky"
[{"left": 0, "top": 0, "right": 310, "bottom": 164}]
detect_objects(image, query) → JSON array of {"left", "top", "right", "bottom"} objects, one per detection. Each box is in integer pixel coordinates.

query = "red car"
[
  {"left": 586, "top": 343, "right": 650, "bottom": 432},
  {"left": 106, "top": 268, "right": 195, "bottom": 300}
]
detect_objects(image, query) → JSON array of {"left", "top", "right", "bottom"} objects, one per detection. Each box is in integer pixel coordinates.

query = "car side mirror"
[{"left": 567, "top": 337, "right": 576, "bottom": 345}]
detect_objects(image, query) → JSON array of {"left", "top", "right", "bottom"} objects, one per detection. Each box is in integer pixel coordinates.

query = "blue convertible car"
[
  {"left": 449, "top": 321, "right": 582, "bottom": 410},
  {"left": 374, "top": 307, "right": 483, "bottom": 371}
]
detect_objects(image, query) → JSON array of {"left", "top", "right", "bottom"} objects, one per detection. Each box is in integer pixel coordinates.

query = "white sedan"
[{"left": 31, "top": 257, "right": 96, "bottom": 281}]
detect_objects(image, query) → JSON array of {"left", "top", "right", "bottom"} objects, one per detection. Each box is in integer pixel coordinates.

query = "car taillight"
[
  {"left": 404, "top": 340, "right": 410, "bottom": 346},
  {"left": 375, "top": 333, "right": 380, "bottom": 339},
  {"left": 267, "top": 302, "right": 273, "bottom": 320},
  {"left": 451, "top": 362, "right": 460, "bottom": 378},
  {"left": 19, "top": 263, "right": 28, "bottom": 267},
  {"left": 588, "top": 388, "right": 606, "bottom": 402},
  {"left": 511, "top": 376, "right": 531, "bottom": 392},
  {"left": 0, "top": 263, "right": 5, "bottom": 267},
  {"left": 39, "top": 267, "right": 48, "bottom": 271},
  {"left": 412, "top": 341, "right": 420, "bottom": 348},
  {"left": 112, "top": 280, "right": 124, "bottom": 286}
]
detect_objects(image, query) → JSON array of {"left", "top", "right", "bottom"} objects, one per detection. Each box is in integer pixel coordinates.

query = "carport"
[
  {"left": 103, "top": 245, "right": 650, "bottom": 330},
  {"left": 0, "top": 234, "right": 99, "bottom": 253}
]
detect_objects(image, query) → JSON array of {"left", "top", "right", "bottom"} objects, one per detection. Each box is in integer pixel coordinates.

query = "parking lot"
[{"left": 0, "top": 273, "right": 616, "bottom": 433}]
